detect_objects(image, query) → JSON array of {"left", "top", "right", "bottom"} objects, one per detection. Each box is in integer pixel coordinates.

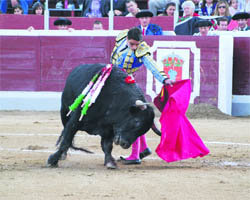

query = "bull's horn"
[{"left": 135, "top": 100, "right": 149, "bottom": 110}]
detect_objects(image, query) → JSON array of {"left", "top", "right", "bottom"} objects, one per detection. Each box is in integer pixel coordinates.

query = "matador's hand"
[{"left": 164, "top": 79, "right": 175, "bottom": 87}]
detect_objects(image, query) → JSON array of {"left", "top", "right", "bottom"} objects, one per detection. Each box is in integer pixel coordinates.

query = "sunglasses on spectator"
[{"left": 218, "top": 6, "right": 226, "bottom": 8}]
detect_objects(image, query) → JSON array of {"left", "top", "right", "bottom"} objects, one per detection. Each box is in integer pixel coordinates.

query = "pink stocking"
[
  {"left": 125, "top": 137, "right": 140, "bottom": 160},
  {"left": 139, "top": 134, "right": 148, "bottom": 153}
]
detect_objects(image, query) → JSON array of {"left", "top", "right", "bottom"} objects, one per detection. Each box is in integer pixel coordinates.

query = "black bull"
[{"left": 47, "top": 64, "right": 160, "bottom": 169}]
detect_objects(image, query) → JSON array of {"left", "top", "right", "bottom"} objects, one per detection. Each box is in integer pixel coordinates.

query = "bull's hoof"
[
  {"left": 46, "top": 162, "right": 58, "bottom": 168},
  {"left": 105, "top": 161, "right": 117, "bottom": 169},
  {"left": 47, "top": 154, "right": 59, "bottom": 167}
]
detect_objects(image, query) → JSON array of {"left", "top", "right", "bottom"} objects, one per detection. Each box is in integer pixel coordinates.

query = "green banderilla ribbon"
[
  {"left": 67, "top": 72, "right": 100, "bottom": 116},
  {"left": 79, "top": 99, "right": 91, "bottom": 121},
  {"left": 69, "top": 93, "right": 85, "bottom": 111}
]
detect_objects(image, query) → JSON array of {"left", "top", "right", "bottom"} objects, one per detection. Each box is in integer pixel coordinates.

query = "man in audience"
[
  {"left": 13, "top": 4, "right": 23, "bottom": 14},
  {"left": 28, "top": 17, "right": 73, "bottom": 31},
  {"left": 93, "top": 20, "right": 104, "bottom": 30},
  {"left": 148, "top": 0, "right": 179, "bottom": 16},
  {"left": 54, "top": 17, "right": 73, "bottom": 30},
  {"left": 232, "top": 12, "right": 250, "bottom": 31},
  {"left": 217, "top": 17, "right": 229, "bottom": 31},
  {"left": 136, "top": 10, "right": 163, "bottom": 35},
  {"left": 193, "top": 20, "right": 215, "bottom": 36},
  {"left": 125, "top": 0, "right": 140, "bottom": 17}
]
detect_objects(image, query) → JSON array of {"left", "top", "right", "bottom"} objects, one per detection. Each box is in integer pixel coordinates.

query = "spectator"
[
  {"left": 105, "top": 0, "right": 128, "bottom": 16},
  {"left": 32, "top": 1, "right": 44, "bottom": 15},
  {"left": 178, "top": 0, "right": 199, "bottom": 22},
  {"left": 232, "top": 12, "right": 250, "bottom": 31},
  {"left": 158, "top": 2, "right": 176, "bottom": 16},
  {"left": 135, "top": 10, "right": 163, "bottom": 35},
  {"left": 193, "top": 20, "right": 216, "bottom": 35},
  {"left": 125, "top": 0, "right": 140, "bottom": 17},
  {"left": 93, "top": 20, "right": 103, "bottom": 30},
  {"left": 148, "top": 0, "right": 179, "bottom": 16},
  {"left": 229, "top": 0, "right": 240, "bottom": 16},
  {"left": 54, "top": 17, "right": 73, "bottom": 30},
  {"left": 216, "top": 16, "right": 229, "bottom": 30},
  {"left": 199, "top": 0, "right": 218, "bottom": 16},
  {"left": 214, "top": 0, "right": 231, "bottom": 16},
  {"left": 13, "top": 4, "right": 23, "bottom": 14},
  {"left": 0, "top": 0, "right": 33, "bottom": 14},
  {"left": 82, "top": 0, "right": 107, "bottom": 17}
]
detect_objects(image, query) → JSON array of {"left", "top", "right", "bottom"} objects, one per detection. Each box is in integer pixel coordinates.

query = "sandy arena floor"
[{"left": 0, "top": 110, "right": 250, "bottom": 200}]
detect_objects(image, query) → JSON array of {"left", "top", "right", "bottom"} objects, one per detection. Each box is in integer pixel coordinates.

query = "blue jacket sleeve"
[{"left": 141, "top": 55, "right": 167, "bottom": 83}]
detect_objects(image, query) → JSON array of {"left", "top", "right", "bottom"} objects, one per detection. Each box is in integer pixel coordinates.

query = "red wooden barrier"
[
  {"left": 0, "top": 14, "right": 174, "bottom": 31},
  {"left": 0, "top": 35, "right": 224, "bottom": 107},
  {"left": 1, "top": 34, "right": 250, "bottom": 115}
]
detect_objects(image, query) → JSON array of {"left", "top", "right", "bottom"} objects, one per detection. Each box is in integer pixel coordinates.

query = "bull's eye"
[
  {"left": 129, "top": 105, "right": 140, "bottom": 114},
  {"left": 134, "top": 119, "right": 141, "bottom": 128}
]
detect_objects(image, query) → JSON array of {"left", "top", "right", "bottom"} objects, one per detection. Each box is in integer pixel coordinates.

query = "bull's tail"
[
  {"left": 56, "top": 131, "right": 63, "bottom": 146},
  {"left": 70, "top": 144, "right": 94, "bottom": 154},
  {"left": 151, "top": 122, "right": 161, "bottom": 136},
  {"left": 56, "top": 131, "right": 93, "bottom": 154}
]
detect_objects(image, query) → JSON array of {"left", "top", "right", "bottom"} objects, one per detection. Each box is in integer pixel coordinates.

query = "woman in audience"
[
  {"left": 199, "top": 0, "right": 218, "bottom": 16},
  {"left": 158, "top": 2, "right": 176, "bottom": 16},
  {"left": 32, "top": 1, "right": 44, "bottom": 15},
  {"left": 178, "top": 1, "right": 199, "bottom": 22},
  {"left": 213, "top": 0, "right": 231, "bottom": 17}
]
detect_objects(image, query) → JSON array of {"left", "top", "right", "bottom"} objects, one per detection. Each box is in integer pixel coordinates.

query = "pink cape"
[{"left": 154, "top": 79, "right": 210, "bottom": 162}]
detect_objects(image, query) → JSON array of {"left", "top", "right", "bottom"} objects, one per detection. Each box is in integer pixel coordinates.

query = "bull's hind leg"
[
  {"left": 47, "top": 114, "right": 80, "bottom": 167},
  {"left": 101, "top": 137, "right": 117, "bottom": 169}
]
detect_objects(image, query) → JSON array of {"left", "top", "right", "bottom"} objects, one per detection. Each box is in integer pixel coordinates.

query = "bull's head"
[{"left": 113, "top": 100, "right": 154, "bottom": 149}]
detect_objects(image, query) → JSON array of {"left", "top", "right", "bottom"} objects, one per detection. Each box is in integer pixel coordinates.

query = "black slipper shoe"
[
  {"left": 119, "top": 156, "right": 141, "bottom": 165},
  {"left": 139, "top": 148, "right": 152, "bottom": 159}
]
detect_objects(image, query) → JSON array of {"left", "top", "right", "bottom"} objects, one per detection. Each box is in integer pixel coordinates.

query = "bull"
[{"left": 47, "top": 64, "right": 159, "bottom": 169}]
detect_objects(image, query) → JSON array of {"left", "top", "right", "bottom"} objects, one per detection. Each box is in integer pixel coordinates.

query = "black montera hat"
[
  {"left": 195, "top": 20, "right": 213, "bottom": 28},
  {"left": 136, "top": 10, "right": 153, "bottom": 18},
  {"left": 54, "top": 18, "right": 72, "bottom": 26},
  {"left": 232, "top": 12, "right": 250, "bottom": 20}
]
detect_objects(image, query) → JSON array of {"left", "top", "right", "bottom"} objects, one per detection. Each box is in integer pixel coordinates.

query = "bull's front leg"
[{"left": 101, "top": 136, "right": 117, "bottom": 169}]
